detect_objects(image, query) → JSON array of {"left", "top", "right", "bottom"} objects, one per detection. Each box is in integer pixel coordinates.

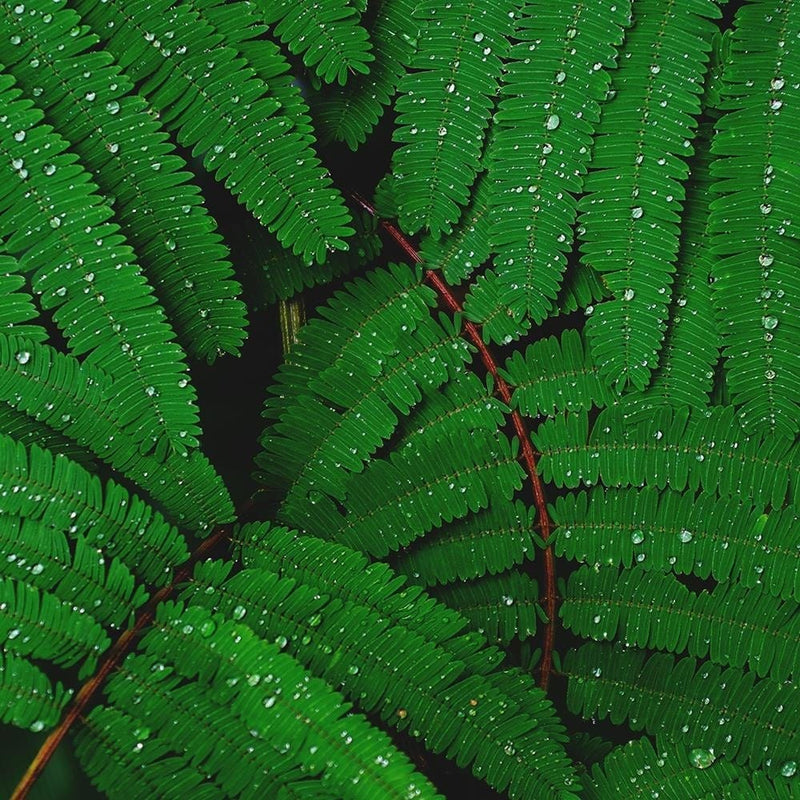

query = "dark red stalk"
[
  {"left": 351, "top": 194, "right": 557, "bottom": 690},
  {"left": 12, "top": 521, "right": 235, "bottom": 800}
]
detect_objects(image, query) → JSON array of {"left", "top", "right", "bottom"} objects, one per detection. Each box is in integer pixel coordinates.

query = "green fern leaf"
[
  {"left": 565, "top": 642, "right": 800, "bottom": 777},
  {"left": 707, "top": 0, "right": 800, "bottom": 436},
  {"left": 390, "top": 0, "right": 516, "bottom": 235},
  {"left": 0, "top": 72, "right": 199, "bottom": 457},
  {"left": 310, "top": 0, "right": 419, "bottom": 148},
  {"left": 0, "top": 651, "right": 70, "bottom": 733},
  {"left": 577, "top": 0, "right": 720, "bottom": 389},
  {"left": 553, "top": 487, "right": 800, "bottom": 602},
  {"left": 475, "top": 0, "right": 630, "bottom": 326},
  {"left": 533, "top": 405, "right": 799, "bottom": 508},
  {"left": 392, "top": 501, "right": 539, "bottom": 586},
  {"left": 0, "top": 249, "right": 46, "bottom": 343},
  {"left": 584, "top": 736, "right": 746, "bottom": 800},
  {"left": 71, "top": 0, "right": 353, "bottom": 262},
  {"left": 253, "top": 0, "right": 373, "bottom": 85},
  {"left": 0, "top": 0, "right": 248, "bottom": 363},
  {"left": 501, "top": 328, "right": 618, "bottom": 417},
  {"left": 562, "top": 565, "right": 800, "bottom": 683}
]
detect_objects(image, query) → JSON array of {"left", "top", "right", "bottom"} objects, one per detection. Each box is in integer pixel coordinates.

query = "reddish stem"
[
  {"left": 12, "top": 522, "right": 234, "bottom": 800},
  {"left": 352, "top": 193, "right": 557, "bottom": 690}
]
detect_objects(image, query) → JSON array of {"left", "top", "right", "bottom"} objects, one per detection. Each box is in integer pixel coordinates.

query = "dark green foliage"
[{"left": 0, "top": 1, "right": 798, "bottom": 799}]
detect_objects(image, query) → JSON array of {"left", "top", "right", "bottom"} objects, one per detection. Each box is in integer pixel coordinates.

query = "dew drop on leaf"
[
  {"left": 545, "top": 114, "right": 560, "bottom": 130},
  {"left": 679, "top": 529, "right": 693, "bottom": 543},
  {"left": 631, "top": 530, "right": 645, "bottom": 544},
  {"left": 631, "top": 207, "right": 644, "bottom": 219},
  {"left": 762, "top": 315, "right": 778, "bottom": 330},
  {"left": 689, "top": 748, "right": 715, "bottom": 769},
  {"left": 781, "top": 761, "right": 797, "bottom": 777}
]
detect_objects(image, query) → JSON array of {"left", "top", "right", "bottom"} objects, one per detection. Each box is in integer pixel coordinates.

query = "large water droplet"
[
  {"left": 631, "top": 206, "right": 644, "bottom": 219},
  {"left": 781, "top": 761, "right": 797, "bottom": 777},
  {"left": 631, "top": 530, "right": 645, "bottom": 544},
  {"left": 762, "top": 315, "right": 779, "bottom": 330},
  {"left": 473, "top": 32, "right": 484, "bottom": 43},
  {"left": 623, "top": 288, "right": 635, "bottom": 301},
  {"left": 15, "top": 351, "right": 30, "bottom": 365},
  {"left": 689, "top": 748, "right": 715, "bottom": 769},
  {"left": 545, "top": 114, "right": 560, "bottom": 130},
  {"left": 679, "top": 529, "right": 693, "bottom": 543}
]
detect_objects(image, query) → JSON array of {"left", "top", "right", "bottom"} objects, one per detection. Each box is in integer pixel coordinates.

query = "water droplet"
[
  {"left": 545, "top": 114, "right": 560, "bottom": 130},
  {"left": 650, "top": 64, "right": 661, "bottom": 74},
  {"left": 199, "top": 619, "right": 216, "bottom": 637},
  {"left": 347, "top": 664, "right": 359, "bottom": 675},
  {"left": 49, "top": 216, "right": 61, "bottom": 228},
  {"left": 263, "top": 695, "right": 277, "bottom": 709},
  {"left": 759, "top": 253, "right": 774, "bottom": 267},
  {"left": 781, "top": 761, "right": 797, "bottom": 777},
  {"left": 438, "top": 126, "right": 447, "bottom": 137},
  {"left": 232, "top": 605, "right": 246, "bottom": 620},
  {"left": 555, "top": 71, "right": 566, "bottom": 84},
  {"left": 106, "top": 101, "right": 120, "bottom": 115},
  {"left": 762, "top": 315, "right": 779, "bottom": 330},
  {"left": 30, "top": 563, "right": 43, "bottom": 575},
  {"left": 631, "top": 206, "right": 644, "bottom": 219},
  {"left": 275, "top": 635, "right": 288, "bottom": 649},
  {"left": 689, "top": 748, "right": 715, "bottom": 769},
  {"left": 15, "top": 351, "right": 30, "bottom": 365},
  {"left": 473, "top": 32, "right": 484, "bottom": 43},
  {"left": 29, "top": 721, "right": 45, "bottom": 733},
  {"left": 13, "top": 130, "right": 26, "bottom": 142},
  {"left": 631, "top": 530, "right": 645, "bottom": 544},
  {"left": 8, "top": 628, "right": 20, "bottom": 640},
  {"left": 42, "top": 164, "right": 57, "bottom": 176},
  {"left": 181, "top": 623, "right": 194, "bottom": 635},
  {"left": 445, "top": 82, "right": 456, "bottom": 93},
  {"left": 623, "top": 288, "right": 635, "bottom": 301},
  {"left": 165, "top": 238, "right": 176, "bottom": 251},
  {"left": 679, "top": 529, "right": 693, "bottom": 543},
  {"left": 760, "top": 203, "right": 772, "bottom": 215}
]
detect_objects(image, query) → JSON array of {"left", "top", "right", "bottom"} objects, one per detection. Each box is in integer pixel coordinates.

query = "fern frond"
[
  {"left": 0, "top": 516, "right": 147, "bottom": 630},
  {"left": 707, "top": 0, "right": 800, "bottom": 436},
  {"left": 392, "top": 501, "right": 539, "bottom": 586},
  {"left": 254, "top": 0, "right": 373, "bottom": 85},
  {"left": 0, "top": 249, "right": 46, "bottom": 343},
  {"left": 72, "top": 0, "right": 353, "bottom": 262},
  {"left": 390, "top": 0, "right": 515, "bottom": 235},
  {"left": 419, "top": 169, "right": 493, "bottom": 285},
  {"left": 552, "top": 487, "right": 800, "bottom": 602},
  {"left": 577, "top": 0, "right": 720, "bottom": 389},
  {"left": 327, "top": 429, "right": 525, "bottom": 556},
  {"left": 188, "top": 525, "right": 582, "bottom": 799},
  {"left": 310, "top": 0, "right": 419, "bottom": 148},
  {"left": 477, "top": 0, "right": 630, "bottom": 326},
  {"left": 78, "top": 601, "right": 442, "bottom": 800},
  {"left": 0, "top": 435, "right": 188, "bottom": 586},
  {"left": 462, "top": 268, "right": 532, "bottom": 344},
  {"left": 501, "top": 328, "right": 618, "bottom": 418},
  {"left": 0, "top": 578, "right": 109, "bottom": 675},
  {"left": 533, "top": 406, "right": 799, "bottom": 508},
  {"left": 429, "top": 570, "right": 539, "bottom": 645},
  {"left": 584, "top": 736, "right": 745, "bottom": 800},
  {"left": 0, "top": 651, "right": 71, "bottom": 733},
  {"left": 0, "top": 334, "right": 234, "bottom": 531},
  {"left": 0, "top": 72, "right": 200, "bottom": 457},
  {"left": 565, "top": 642, "right": 800, "bottom": 777},
  {"left": 562, "top": 565, "right": 800, "bottom": 683},
  {"left": 1, "top": 0, "right": 248, "bottom": 363}
]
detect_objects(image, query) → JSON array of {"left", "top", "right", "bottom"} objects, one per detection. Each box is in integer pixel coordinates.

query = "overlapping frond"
[
  {"left": 390, "top": 0, "right": 516, "bottom": 235},
  {"left": 502, "top": 328, "right": 617, "bottom": 418},
  {"left": 565, "top": 642, "right": 800, "bottom": 777},
  {"left": 577, "top": 0, "right": 720, "bottom": 389},
  {"left": 0, "top": 334, "right": 234, "bottom": 531},
  {"left": 0, "top": 72, "right": 200, "bottom": 458},
  {"left": 253, "top": 0, "right": 373, "bottom": 85},
  {"left": 184, "top": 523, "right": 581, "bottom": 799},
  {"left": 71, "top": 0, "right": 353, "bottom": 262},
  {"left": 0, "top": 0, "right": 248, "bottom": 363},
  {"left": 552, "top": 487, "right": 800, "bottom": 602},
  {"left": 392, "top": 501, "right": 539, "bottom": 586},
  {"left": 0, "top": 651, "right": 71, "bottom": 733},
  {"left": 310, "top": 0, "right": 419, "bottom": 148},
  {"left": 533, "top": 405, "right": 799, "bottom": 508},
  {"left": 468, "top": 0, "right": 630, "bottom": 331},
  {"left": 584, "top": 736, "right": 746, "bottom": 800},
  {"left": 0, "top": 249, "right": 46, "bottom": 343},
  {"left": 707, "top": 0, "right": 800, "bottom": 436},
  {"left": 562, "top": 565, "right": 800, "bottom": 682},
  {"left": 77, "top": 601, "right": 439, "bottom": 800}
]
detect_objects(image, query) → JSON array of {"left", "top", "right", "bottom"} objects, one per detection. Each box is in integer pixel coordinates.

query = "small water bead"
[
  {"left": 781, "top": 761, "right": 797, "bottom": 778},
  {"left": 30, "top": 563, "right": 43, "bottom": 575},
  {"left": 545, "top": 114, "right": 560, "bottom": 130},
  {"left": 347, "top": 664, "right": 359, "bottom": 675},
  {"left": 771, "top": 99, "right": 783, "bottom": 111},
  {"left": 759, "top": 253, "right": 774, "bottom": 267},
  {"left": 631, "top": 530, "right": 645, "bottom": 545},
  {"left": 263, "top": 695, "right": 277, "bottom": 709},
  {"left": 438, "top": 126, "right": 447, "bottom": 137},
  {"left": 762, "top": 315, "right": 779, "bottom": 330},
  {"left": 15, "top": 351, "right": 30, "bottom": 365},
  {"left": 42, "top": 163, "right": 57, "bottom": 176},
  {"left": 650, "top": 64, "right": 661, "bottom": 75},
  {"left": 623, "top": 288, "right": 635, "bottom": 301},
  {"left": 689, "top": 748, "right": 716, "bottom": 769},
  {"left": 631, "top": 206, "right": 644, "bottom": 219},
  {"left": 678, "top": 529, "right": 693, "bottom": 543},
  {"left": 14, "top": 130, "right": 26, "bottom": 142},
  {"left": 473, "top": 32, "right": 484, "bottom": 42},
  {"left": 106, "top": 100, "right": 120, "bottom": 115},
  {"left": 232, "top": 605, "right": 247, "bottom": 620},
  {"left": 445, "top": 82, "right": 456, "bottom": 93},
  {"left": 760, "top": 203, "right": 772, "bottom": 215},
  {"left": 555, "top": 70, "right": 566, "bottom": 84},
  {"left": 199, "top": 619, "right": 216, "bottom": 637},
  {"left": 29, "top": 720, "right": 45, "bottom": 733}
]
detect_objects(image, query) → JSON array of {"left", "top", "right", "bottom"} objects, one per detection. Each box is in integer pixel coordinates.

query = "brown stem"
[
  {"left": 351, "top": 193, "right": 557, "bottom": 690},
  {"left": 12, "top": 521, "right": 236, "bottom": 800}
]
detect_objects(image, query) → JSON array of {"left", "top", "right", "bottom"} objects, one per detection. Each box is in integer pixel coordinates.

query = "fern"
[{"left": 1, "top": 1, "right": 799, "bottom": 799}]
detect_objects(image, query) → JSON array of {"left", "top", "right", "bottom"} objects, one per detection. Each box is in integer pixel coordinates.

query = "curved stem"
[
  {"left": 351, "top": 193, "right": 557, "bottom": 690},
  {"left": 12, "top": 522, "right": 235, "bottom": 800}
]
